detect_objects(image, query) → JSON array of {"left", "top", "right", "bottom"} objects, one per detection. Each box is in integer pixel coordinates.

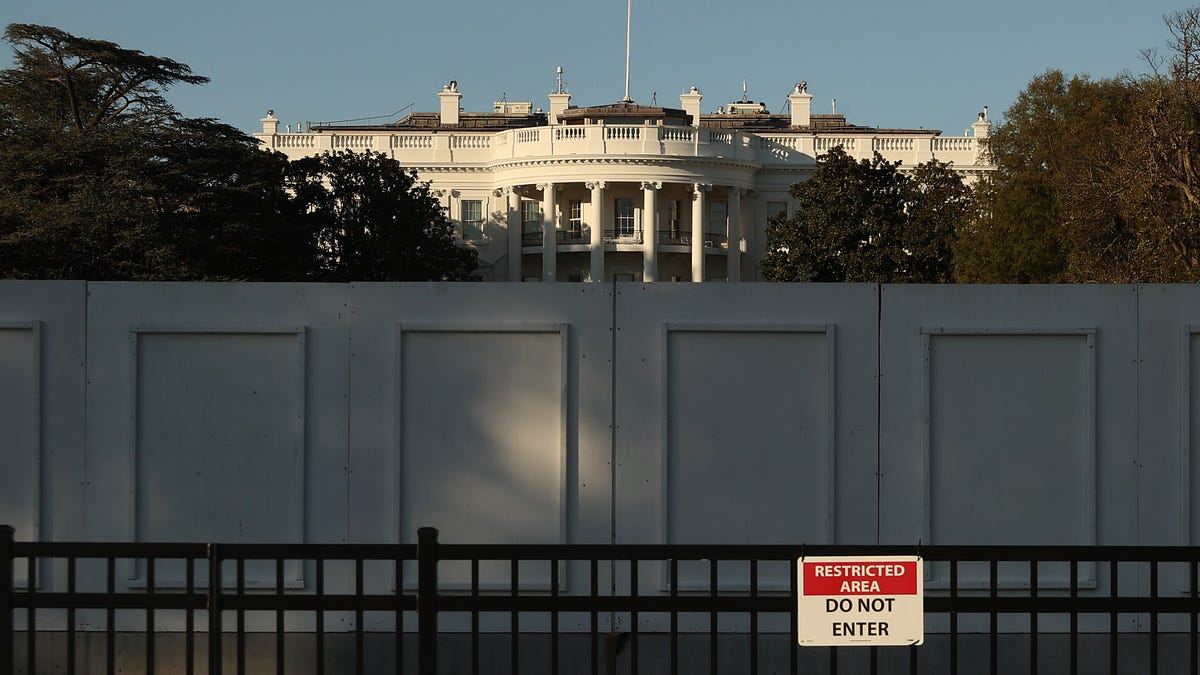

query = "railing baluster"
[
  {"left": 550, "top": 559, "right": 560, "bottom": 675},
  {"left": 511, "top": 558, "right": 519, "bottom": 675},
  {"left": 1070, "top": 559, "right": 1078, "bottom": 675},
  {"left": 950, "top": 560, "right": 958, "bottom": 675},
  {"left": 670, "top": 558, "right": 679, "bottom": 675},
  {"left": 0, "top": 526, "right": 14, "bottom": 675},
  {"left": 186, "top": 556, "right": 195, "bottom": 675},
  {"left": 989, "top": 559, "right": 997, "bottom": 675},
  {"left": 316, "top": 558, "right": 325, "bottom": 675},
  {"left": 710, "top": 559, "right": 718, "bottom": 675},
  {"left": 630, "top": 559, "right": 639, "bottom": 675},
  {"left": 29, "top": 551, "right": 37, "bottom": 675},
  {"left": 1110, "top": 560, "right": 1118, "bottom": 675},
  {"left": 1029, "top": 559, "right": 1038, "bottom": 675},
  {"left": 472, "top": 558, "right": 480, "bottom": 675},
  {"left": 356, "top": 558, "right": 365, "bottom": 675},
  {"left": 236, "top": 557, "right": 245, "bottom": 675}
]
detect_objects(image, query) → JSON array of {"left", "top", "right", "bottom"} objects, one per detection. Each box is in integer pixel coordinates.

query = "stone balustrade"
[{"left": 259, "top": 124, "right": 989, "bottom": 169}]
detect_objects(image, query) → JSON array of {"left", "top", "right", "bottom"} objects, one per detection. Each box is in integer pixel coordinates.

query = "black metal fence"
[{"left": 3, "top": 525, "right": 1200, "bottom": 675}]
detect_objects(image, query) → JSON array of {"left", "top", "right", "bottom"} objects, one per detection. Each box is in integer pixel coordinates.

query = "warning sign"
[{"left": 797, "top": 555, "right": 923, "bottom": 646}]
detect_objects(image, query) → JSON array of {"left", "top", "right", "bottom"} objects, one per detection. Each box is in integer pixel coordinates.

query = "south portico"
[{"left": 488, "top": 171, "right": 754, "bottom": 283}]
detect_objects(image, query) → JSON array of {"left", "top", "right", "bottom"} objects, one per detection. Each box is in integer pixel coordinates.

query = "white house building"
[{"left": 256, "top": 76, "right": 994, "bottom": 282}]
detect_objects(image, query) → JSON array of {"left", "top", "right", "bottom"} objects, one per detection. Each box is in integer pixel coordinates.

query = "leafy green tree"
[
  {"left": 0, "top": 23, "right": 317, "bottom": 280},
  {"left": 289, "top": 150, "right": 478, "bottom": 282},
  {"left": 760, "top": 148, "right": 971, "bottom": 283}
]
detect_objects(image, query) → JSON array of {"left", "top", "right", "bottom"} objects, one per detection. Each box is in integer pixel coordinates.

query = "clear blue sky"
[{"left": 2, "top": 0, "right": 1191, "bottom": 137}]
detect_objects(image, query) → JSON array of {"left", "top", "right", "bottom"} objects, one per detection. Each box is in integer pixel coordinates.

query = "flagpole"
[{"left": 622, "top": 0, "right": 633, "bottom": 102}]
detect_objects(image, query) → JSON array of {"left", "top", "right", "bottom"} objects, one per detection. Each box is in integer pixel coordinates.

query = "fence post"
[
  {"left": 208, "top": 543, "right": 222, "bottom": 675},
  {"left": 417, "top": 527, "right": 439, "bottom": 675},
  {"left": 0, "top": 525, "right": 13, "bottom": 675}
]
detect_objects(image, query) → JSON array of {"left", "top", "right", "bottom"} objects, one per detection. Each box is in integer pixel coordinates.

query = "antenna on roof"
[
  {"left": 832, "top": 98, "right": 837, "bottom": 114},
  {"left": 741, "top": 80, "right": 749, "bottom": 102},
  {"left": 621, "top": 0, "right": 633, "bottom": 103},
  {"left": 555, "top": 66, "right": 567, "bottom": 94}
]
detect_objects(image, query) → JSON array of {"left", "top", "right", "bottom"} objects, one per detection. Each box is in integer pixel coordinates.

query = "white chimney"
[
  {"left": 261, "top": 110, "right": 279, "bottom": 135},
  {"left": 972, "top": 106, "right": 991, "bottom": 138},
  {"left": 439, "top": 81, "right": 462, "bottom": 126},
  {"left": 788, "top": 82, "right": 812, "bottom": 128},
  {"left": 680, "top": 86, "right": 702, "bottom": 126}
]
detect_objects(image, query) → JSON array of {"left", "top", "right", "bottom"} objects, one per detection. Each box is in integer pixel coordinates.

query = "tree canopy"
[
  {"left": 0, "top": 24, "right": 476, "bottom": 282},
  {"left": 289, "top": 150, "right": 478, "bottom": 282},
  {"left": 958, "top": 8, "right": 1200, "bottom": 283},
  {"left": 760, "top": 148, "right": 972, "bottom": 283}
]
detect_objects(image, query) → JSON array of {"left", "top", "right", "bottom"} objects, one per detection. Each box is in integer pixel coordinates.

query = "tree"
[
  {"left": 288, "top": 150, "right": 478, "bottom": 282},
  {"left": 760, "top": 148, "right": 971, "bottom": 283},
  {"left": 0, "top": 23, "right": 320, "bottom": 280},
  {"left": 960, "top": 7, "right": 1200, "bottom": 283}
]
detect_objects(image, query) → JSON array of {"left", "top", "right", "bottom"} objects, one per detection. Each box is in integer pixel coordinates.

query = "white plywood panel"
[
  {"left": 664, "top": 326, "right": 833, "bottom": 590},
  {"left": 0, "top": 324, "right": 39, "bottom": 549},
  {"left": 614, "top": 283, "right": 878, "bottom": 632},
  {"left": 924, "top": 331, "right": 1095, "bottom": 547},
  {"left": 84, "top": 284, "right": 349, "bottom": 582},
  {"left": 132, "top": 331, "right": 305, "bottom": 583},
  {"left": 347, "top": 284, "right": 613, "bottom": 630},
  {"left": 398, "top": 325, "right": 566, "bottom": 589}
]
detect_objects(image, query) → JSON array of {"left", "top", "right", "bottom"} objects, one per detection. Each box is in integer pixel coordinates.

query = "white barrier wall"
[{"left": 1, "top": 282, "right": 1198, "bottom": 596}]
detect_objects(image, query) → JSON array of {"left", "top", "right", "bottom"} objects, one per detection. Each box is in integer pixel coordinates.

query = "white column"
[
  {"left": 641, "top": 181, "right": 661, "bottom": 282},
  {"left": 503, "top": 187, "right": 521, "bottom": 281},
  {"left": 727, "top": 188, "right": 743, "bottom": 282},
  {"left": 588, "top": 181, "right": 606, "bottom": 282},
  {"left": 691, "top": 183, "right": 711, "bottom": 282},
  {"left": 539, "top": 183, "right": 556, "bottom": 282}
]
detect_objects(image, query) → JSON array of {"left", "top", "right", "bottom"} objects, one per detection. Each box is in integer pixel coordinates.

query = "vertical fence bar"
[
  {"left": 511, "top": 558, "right": 519, "bottom": 675},
  {"left": 1069, "top": 560, "right": 1078, "bottom": 675},
  {"left": 28, "top": 549, "right": 36, "bottom": 675},
  {"left": 356, "top": 557, "right": 365, "bottom": 675},
  {"left": 0, "top": 526, "right": 12, "bottom": 675},
  {"left": 67, "top": 555, "right": 76, "bottom": 675},
  {"left": 471, "top": 558, "right": 480, "bottom": 675},
  {"left": 396, "top": 555, "right": 404, "bottom": 675},
  {"left": 670, "top": 558, "right": 679, "bottom": 675},
  {"left": 790, "top": 558, "right": 798, "bottom": 675},
  {"left": 989, "top": 559, "right": 997, "bottom": 675},
  {"left": 1150, "top": 560, "right": 1158, "bottom": 675},
  {"left": 630, "top": 559, "right": 639, "bottom": 675},
  {"left": 750, "top": 561, "right": 758, "bottom": 675},
  {"left": 147, "top": 557, "right": 156, "bottom": 675},
  {"left": 316, "top": 559, "right": 325, "bottom": 675},
  {"left": 1109, "top": 560, "right": 1118, "bottom": 675},
  {"left": 1190, "top": 559, "right": 1197, "bottom": 675},
  {"left": 417, "top": 527, "right": 439, "bottom": 675},
  {"left": 950, "top": 560, "right": 958, "bottom": 675},
  {"left": 551, "top": 559, "right": 560, "bottom": 675},
  {"left": 236, "top": 558, "right": 245, "bottom": 675},
  {"left": 276, "top": 558, "right": 285, "bottom": 675},
  {"left": 187, "top": 557, "right": 195, "bottom": 675},
  {"left": 106, "top": 557, "right": 115, "bottom": 675},
  {"left": 1029, "top": 560, "right": 1038, "bottom": 675},
  {"left": 590, "top": 558, "right": 598, "bottom": 675},
  {"left": 709, "top": 559, "right": 718, "bottom": 675},
  {"left": 208, "top": 543, "right": 222, "bottom": 675}
]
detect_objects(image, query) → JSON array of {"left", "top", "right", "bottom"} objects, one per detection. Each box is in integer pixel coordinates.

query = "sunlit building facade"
[{"left": 256, "top": 78, "right": 993, "bottom": 282}]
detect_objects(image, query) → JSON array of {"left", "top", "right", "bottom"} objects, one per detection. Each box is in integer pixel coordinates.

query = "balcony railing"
[
  {"left": 557, "top": 227, "right": 590, "bottom": 245},
  {"left": 603, "top": 229, "right": 643, "bottom": 244},
  {"left": 521, "top": 231, "right": 543, "bottom": 247}
]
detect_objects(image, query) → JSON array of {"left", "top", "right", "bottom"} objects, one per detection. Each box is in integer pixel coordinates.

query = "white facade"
[{"left": 256, "top": 80, "right": 994, "bottom": 282}]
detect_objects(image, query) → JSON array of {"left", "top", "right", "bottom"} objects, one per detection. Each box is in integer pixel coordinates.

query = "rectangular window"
[
  {"left": 708, "top": 202, "right": 728, "bottom": 236},
  {"left": 567, "top": 199, "right": 584, "bottom": 241},
  {"left": 615, "top": 198, "right": 635, "bottom": 237},
  {"left": 668, "top": 200, "right": 682, "bottom": 239},
  {"left": 461, "top": 199, "right": 484, "bottom": 241},
  {"left": 521, "top": 200, "right": 541, "bottom": 233},
  {"left": 767, "top": 201, "right": 788, "bottom": 220}
]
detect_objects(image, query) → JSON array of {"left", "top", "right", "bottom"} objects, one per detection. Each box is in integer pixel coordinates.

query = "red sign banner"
[{"left": 802, "top": 560, "right": 919, "bottom": 595}]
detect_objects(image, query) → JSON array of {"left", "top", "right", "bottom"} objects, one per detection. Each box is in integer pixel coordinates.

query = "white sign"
[{"left": 797, "top": 555, "right": 924, "bottom": 646}]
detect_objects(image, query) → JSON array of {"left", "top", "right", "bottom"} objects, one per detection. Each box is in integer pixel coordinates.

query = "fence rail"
[{"left": 4, "top": 525, "right": 1200, "bottom": 675}]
